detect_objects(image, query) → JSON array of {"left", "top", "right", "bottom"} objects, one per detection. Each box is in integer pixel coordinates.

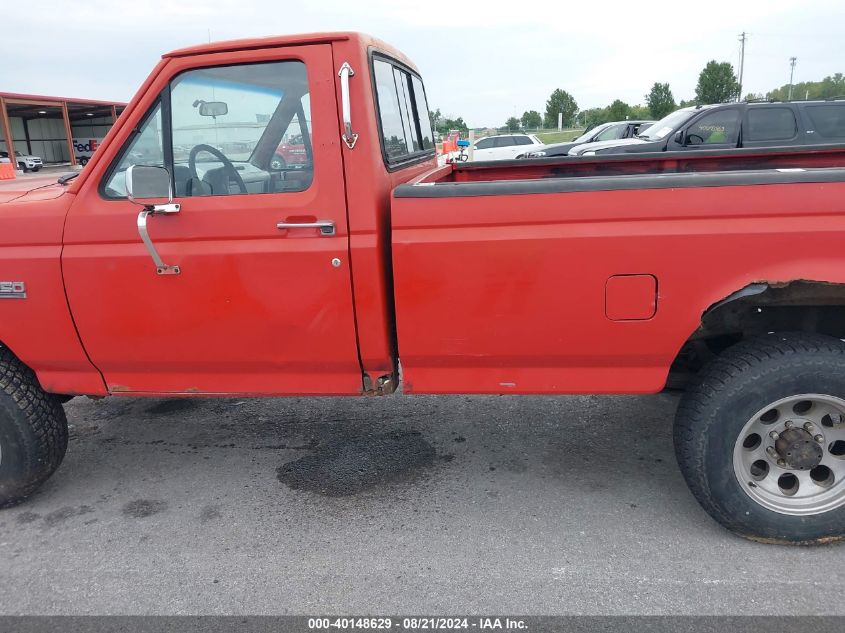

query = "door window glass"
[
  {"left": 170, "top": 61, "right": 312, "bottom": 196},
  {"left": 746, "top": 107, "right": 797, "bottom": 141},
  {"left": 686, "top": 109, "right": 740, "bottom": 145},
  {"left": 103, "top": 102, "right": 164, "bottom": 197},
  {"left": 475, "top": 138, "right": 495, "bottom": 150},
  {"left": 103, "top": 60, "right": 312, "bottom": 199}
]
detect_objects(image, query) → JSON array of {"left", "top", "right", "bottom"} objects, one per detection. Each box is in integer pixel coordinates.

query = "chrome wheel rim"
[{"left": 733, "top": 394, "right": 845, "bottom": 516}]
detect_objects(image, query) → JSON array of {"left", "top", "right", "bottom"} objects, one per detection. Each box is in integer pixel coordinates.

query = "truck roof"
[{"left": 163, "top": 32, "right": 419, "bottom": 71}]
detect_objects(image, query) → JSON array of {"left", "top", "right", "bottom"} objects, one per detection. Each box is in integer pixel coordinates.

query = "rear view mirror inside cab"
[{"left": 194, "top": 100, "right": 228, "bottom": 117}]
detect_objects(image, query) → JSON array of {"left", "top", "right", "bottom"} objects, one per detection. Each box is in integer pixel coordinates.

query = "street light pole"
[
  {"left": 737, "top": 32, "right": 747, "bottom": 102},
  {"left": 788, "top": 57, "right": 797, "bottom": 100}
]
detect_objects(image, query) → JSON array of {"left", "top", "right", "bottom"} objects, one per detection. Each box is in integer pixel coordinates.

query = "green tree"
[
  {"left": 521, "top": 110, "right": 543, "bottom": 129},
  {"left": 645, "top": 82, "right": 676, "bottom": 119},
  {"left": 429, "top": 108, "right": 442, "bottom": 133},
  {"left": 766, "top": 73, "right": 845, "bottom": 100},
  {"left": 607, "top": 99, "right": 631, "bottom": 121},
  {"left": 629, "top": 104, "right": 651, "bottom": 120},
  {"left": 544, "top": 89, "right": 578, "bottom": 128},
  {"left": 580, "top": 106, "right": 610, "bottom": 130},
  {"left": 505, "top": 116, "right": 521, "bottom": 131},
  {"left": 442, "top": 116, "right": 469, "bottom": 137},
  {"left": 695, "top": 61, "right": 740, "bottom": 104}
]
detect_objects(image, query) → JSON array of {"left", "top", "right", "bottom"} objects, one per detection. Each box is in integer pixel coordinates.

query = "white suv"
[
  {"left": 1, "top": 150, "right": 42, "bottom": 172},
  {"left": 471, "top": 134, "right": 543, "bottom": 161}
]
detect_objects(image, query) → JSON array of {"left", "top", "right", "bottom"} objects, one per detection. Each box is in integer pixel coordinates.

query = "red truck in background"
[
  {"left": 271, "top": 137, "right": 308, "bottom": 170},
  {"left": 2, "top": 32, "right": 845, "bottom": 544}
]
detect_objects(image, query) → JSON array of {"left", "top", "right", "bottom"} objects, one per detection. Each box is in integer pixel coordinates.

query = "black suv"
[{"left": 573, "top": 99, "right": 845, "bottom": 156}]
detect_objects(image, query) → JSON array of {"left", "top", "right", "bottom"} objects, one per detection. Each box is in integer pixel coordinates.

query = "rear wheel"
[
  {"left": 674, "top": 333, "right": 845, "bottom": 543},
  {"left": 0, "top": 346, "right": 68, "bottom": 508}
]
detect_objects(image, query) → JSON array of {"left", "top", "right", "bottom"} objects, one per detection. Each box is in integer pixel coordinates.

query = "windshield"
[{"left": 637, "top": 109, "right": 695, "bottom": 140}]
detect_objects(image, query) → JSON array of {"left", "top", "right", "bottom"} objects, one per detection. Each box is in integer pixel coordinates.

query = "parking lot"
[{"left": 1, "top": 392, "right": 843, "bottom": 615}]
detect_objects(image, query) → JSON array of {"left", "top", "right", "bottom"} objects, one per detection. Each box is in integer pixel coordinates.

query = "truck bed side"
[{"left": 391, "top": 146, "right": 845, "bottom": 394}]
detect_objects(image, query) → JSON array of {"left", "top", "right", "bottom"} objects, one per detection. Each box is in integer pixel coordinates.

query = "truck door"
[{"left": 62, "top": 45, "right": 363, "bottom": 395}]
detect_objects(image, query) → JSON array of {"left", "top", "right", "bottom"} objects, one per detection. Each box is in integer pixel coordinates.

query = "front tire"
[
  {"left": 674, "top": 333, "right": 845, "bottom": 543},
  {"left": 0, "top": 346, "right": 68, "bottom": 508},
  {"left": 17, "top": 162, "right": 27, "bottom": 173}
]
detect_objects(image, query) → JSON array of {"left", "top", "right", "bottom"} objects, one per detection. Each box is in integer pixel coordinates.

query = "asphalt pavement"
[{"left": 1, "top": 392, "right": 843, "bottom": 614}]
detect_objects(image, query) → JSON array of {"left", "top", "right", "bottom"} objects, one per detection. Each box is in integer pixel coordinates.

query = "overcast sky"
[{"left": 3, "top": 0, "right": 843, "bottom": 127}]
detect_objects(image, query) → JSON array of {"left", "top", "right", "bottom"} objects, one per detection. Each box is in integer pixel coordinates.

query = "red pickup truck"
[{"left": 2, "top": 32, "right": 845, "bottom": 544}]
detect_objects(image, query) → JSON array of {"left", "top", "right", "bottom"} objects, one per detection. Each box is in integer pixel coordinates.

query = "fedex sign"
[
  {"left": 72, "top": 138, "right": 104, "bottom": 163},
  {"left": 73, "top": 139, "right": 100, "bottom": 154}
]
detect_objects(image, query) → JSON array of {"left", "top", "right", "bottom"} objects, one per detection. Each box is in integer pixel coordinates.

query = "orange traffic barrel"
[{"left": 0, "top": 162, "right": 16, "bottom": 180}]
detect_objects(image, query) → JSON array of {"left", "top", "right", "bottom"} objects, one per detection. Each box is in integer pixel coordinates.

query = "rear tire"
[
  {"left": 674, "top": 332, "right": 845, "bottom": 544},
  {"left": 0, "top": 346, "right": 68, "bottom": 508}
]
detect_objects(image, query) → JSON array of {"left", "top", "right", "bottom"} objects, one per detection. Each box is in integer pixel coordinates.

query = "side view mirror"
[
  {"left": 126, "top": 164, "right": 181, "bottom": 276},
  {"left": 674, "top": 130, "right": 685, "bottom": 145},
  {"left": 126, "top": 164, "right": 173, "bottom": 207}
]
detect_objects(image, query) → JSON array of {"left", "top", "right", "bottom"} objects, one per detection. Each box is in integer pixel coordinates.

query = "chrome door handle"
[
  {"left": 276, "top": 220, "right": 335, "bottom": 236},
  {"left": 338, "top": 62, "right": 358, "bottom": 149}
]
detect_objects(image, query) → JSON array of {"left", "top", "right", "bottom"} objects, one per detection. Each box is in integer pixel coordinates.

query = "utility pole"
[
  {"left": 788, "top": 57, "right": 797, "bottom": 100},
  {"left": 737, "top": 32, "right": 747, "bottom": 102}
]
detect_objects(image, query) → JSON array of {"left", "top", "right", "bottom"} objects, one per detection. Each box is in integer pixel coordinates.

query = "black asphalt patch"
[
  {"left": 276, "top": 431, "right": 436, "bottom": 496},
  {"left": 146, "top": 399, "right": 197, "bottom": 415},
  {"left": 122, "top": 499, "right": 168, "bottom": 518}
]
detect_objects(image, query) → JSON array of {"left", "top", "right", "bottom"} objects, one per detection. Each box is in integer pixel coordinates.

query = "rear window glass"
[
  {"left": 411, "top": 76, "right": 434, "bottom": 150},
  {"left": 804, "top": 105, "right": 845, "bottom": 139},
  {"left": 373, "top": 60, "right": 410, "bottom": 159},
  {"left": 746, "top": 108, "right": 797, "bottom": 141},
  {"left": 373, "top": 58, "right": 435, "bottom": 166}
]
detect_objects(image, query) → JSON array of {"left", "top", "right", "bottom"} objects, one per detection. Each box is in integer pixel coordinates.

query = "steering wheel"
[{"left": 188, "top": 144, "right": 247, "bottom": 194}]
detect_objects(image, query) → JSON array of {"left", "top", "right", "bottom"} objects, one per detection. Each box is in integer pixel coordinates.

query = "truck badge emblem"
[{"left": 0, "top": 281, "right": 26, "bottom": 299}]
